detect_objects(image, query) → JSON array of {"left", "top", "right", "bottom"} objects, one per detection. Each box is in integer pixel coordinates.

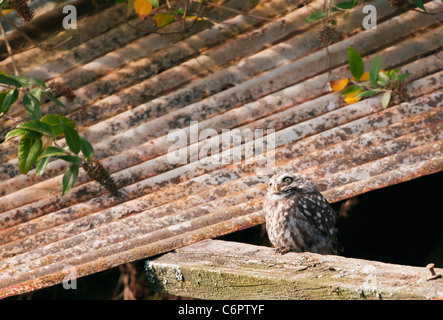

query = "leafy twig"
[
  {"left": 316, "top": 0, "right": 342, "bottom": 88},
  {"left": 1, "top": 73, "right": 117, "bottom": 195},
  {"left": 330, "top": 47, "right": 410, "bottom": 108}
]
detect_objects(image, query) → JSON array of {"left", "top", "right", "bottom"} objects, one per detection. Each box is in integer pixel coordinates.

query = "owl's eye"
[{"left": 282, "top": 177, "right": 293, "bottom": 183}]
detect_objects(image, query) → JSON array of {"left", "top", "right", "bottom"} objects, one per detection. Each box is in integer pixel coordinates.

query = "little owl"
[{"left": 264, "top": 173, "right": 341, "bottom": 255}]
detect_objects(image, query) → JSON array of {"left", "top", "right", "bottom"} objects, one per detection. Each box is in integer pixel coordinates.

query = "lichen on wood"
[{"left": 146, "top": 239, "right": 443, "bottom": 300}]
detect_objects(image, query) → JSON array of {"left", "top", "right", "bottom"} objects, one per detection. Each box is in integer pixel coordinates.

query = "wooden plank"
[{"left": 146, "top": 239, "right": 443, "bottom": 300}]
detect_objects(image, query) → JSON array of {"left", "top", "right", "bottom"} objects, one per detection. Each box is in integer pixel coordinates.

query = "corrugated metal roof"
[{"left": 0, "top": 0, "right": 442, "bottom": 297}]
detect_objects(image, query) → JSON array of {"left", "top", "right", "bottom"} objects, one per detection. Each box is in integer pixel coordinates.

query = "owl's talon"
[{"left": 274, "top": 248, "right": 289, "bottom": 255}]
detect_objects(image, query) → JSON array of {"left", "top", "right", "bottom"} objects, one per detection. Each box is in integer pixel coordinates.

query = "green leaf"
[
  {"left": 59, "top": 155, "right": 82, "bottom": 164},
  {"left": 61, "top": 118, "right": 82, "bottom": 154},
  {"left": 0, "top": 91, "right": 7, "bottom": 113},
  {"left": 81, "top": 137, "right": 94, "bottom": 161},
  {"left": 31, "top": 88, "right": 42, "bottom": 101},
  {"left": 148, "top": 0, "right": 159, "bottom": 8},
  {"left": 35, "top": 156, "right": 51, "bottom": 176},
  {"left": 153, "top": 13, "right": 175, "bottom": 27},
  {"left": 23, "top": 92, "right": 41, "bottom": 121},
  {"left": 37, "top": 146, "right": 67, "bottom": 160},
  {"left": 355, "top": 89, "right": 380, "bottom": 99},
  {"left": 174, "top": 7, "right": 184, "bottom": 15},
  {"left": 340, "top": 85, "right": 363, "bottom": 95},
  {"left": 377, "top": 71, "right": 390, "bottom": 86},
  {"left": 369, "top": 55, "right": 381, "bottom": 86},
  {"left": 30, "top": 78, "right": 47, "bottom": 88},
  {"left": 41, "top": 114, "right": 75, "bottom": 137},
  {"left": 306, "top": 11, "right": 327, "bottom": 22},
  {"left": 411, "top": 0, "right": 426, "bottom": 11},
  {"left": 382, "top": 91, "right": 392, "bottom": 109},
  {"left": 385, "top": 69, "right": 400, "bottom": 79},
  {"left": 347, "top": 47, "right": 364, "bottom": 81},
  {"left": 2, "top": 88, "right": 19, "bottom": 114},
  {"left": 43, "top": 91, "right": 65, "bottom": 108},
  {"left": 127, "top": 0, "right": 134, "bottom": 17},
  {"left": 18, "top": 135, "right": 42, "bottom": 174},
  {"left": 5, "top": 128, "right": 42, "bottom": 141},
  {"left": 0, "top": 74, "right": 23, "bottom": 87},
  {"left": 62, "top": 163, "right": 79, "bottom": 195},
  {"left": 396, "top": 72, "right": 410, "bottom": 81},
  {"left": 7, "top": 75, "right": 34, "bottom": 88},
  {"left": 18, "top": 120, "right": 56, "bottom": 139},
  {"left": 332, "top": 0, "right": 358, "bottom": 11}
]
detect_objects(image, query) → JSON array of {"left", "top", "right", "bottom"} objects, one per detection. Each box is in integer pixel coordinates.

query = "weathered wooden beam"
[{"left": 145, "top": 239, "right": 443, "bottom": 300}]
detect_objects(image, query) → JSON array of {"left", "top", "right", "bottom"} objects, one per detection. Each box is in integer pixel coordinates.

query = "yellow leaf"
[
  {"left": 134, "top": 0, "right": 152, "bottom": 20},
  {"left": 344, "top": 88, "right": 362, "bottom": 104},
  {"left": 185, "top": 15, "right": 204, "bottom": 21},
  {"left": 353, "top": 72, "right": 369, "bottom": 82},
  {"left": 359, "top": 72, "right": 369, "bottom": 81},
  {"left": 1, "top": 9, "right": 15, "bottom": 15},
  {"left": 153, "top": 13, "right": 175, "bottom": 27},
  {"left": 330, "top": 78, "right": 349, "bottom": 92}
]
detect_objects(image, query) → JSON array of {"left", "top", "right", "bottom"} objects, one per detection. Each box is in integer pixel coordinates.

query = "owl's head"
[{"left": 267, "top": 173, "right": 316, "bottom": 194}]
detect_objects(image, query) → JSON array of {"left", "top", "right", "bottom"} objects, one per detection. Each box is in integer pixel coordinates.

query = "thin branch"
[
  {"left": 182, "top": 0, "right": 189, "bottom": 31},
  {"left": 322, "top": 45, "right": 332, "bottom": 88},
  {"left": 321, "top": 0, "right": 332, "bottom": 88},
  {"left": 0, "top": 113, "right": 21, "bottom": 123},
  {"left": 188, "top": 1, "right": 204, "bottom": 31},
  {"left": 247, "top": 0, "right": 252, "bottom": 13},
  {"left": 198, "top": 15, "right": 227, "bottom": 29},
  {"left": 0, "top": 12, "right": 39, "bottom": 48},
  {"left": 47, "top": 36, "right": 73, "bottom": 50},
  {"left": 0, "top": 20, "right": 19, "bottom": 75}
]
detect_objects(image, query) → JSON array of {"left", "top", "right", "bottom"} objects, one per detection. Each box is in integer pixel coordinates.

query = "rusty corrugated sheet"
[{"left": 0, "top": 0, "right": 442, "bottom": 297}]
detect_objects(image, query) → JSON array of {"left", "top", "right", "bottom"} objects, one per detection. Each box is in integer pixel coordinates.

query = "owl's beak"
[{"left": 274, "top": 184, "right": 280, "bottom": 192}]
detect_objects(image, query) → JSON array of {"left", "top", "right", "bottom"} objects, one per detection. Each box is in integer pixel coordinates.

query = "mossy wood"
[{"left": 146, "top": 239, "right": 443, "bottom": 300}]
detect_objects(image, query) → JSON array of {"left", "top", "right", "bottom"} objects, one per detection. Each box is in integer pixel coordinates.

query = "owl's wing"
[{"left": 298, "top": 191, "right": 342, "bottom": 250}]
